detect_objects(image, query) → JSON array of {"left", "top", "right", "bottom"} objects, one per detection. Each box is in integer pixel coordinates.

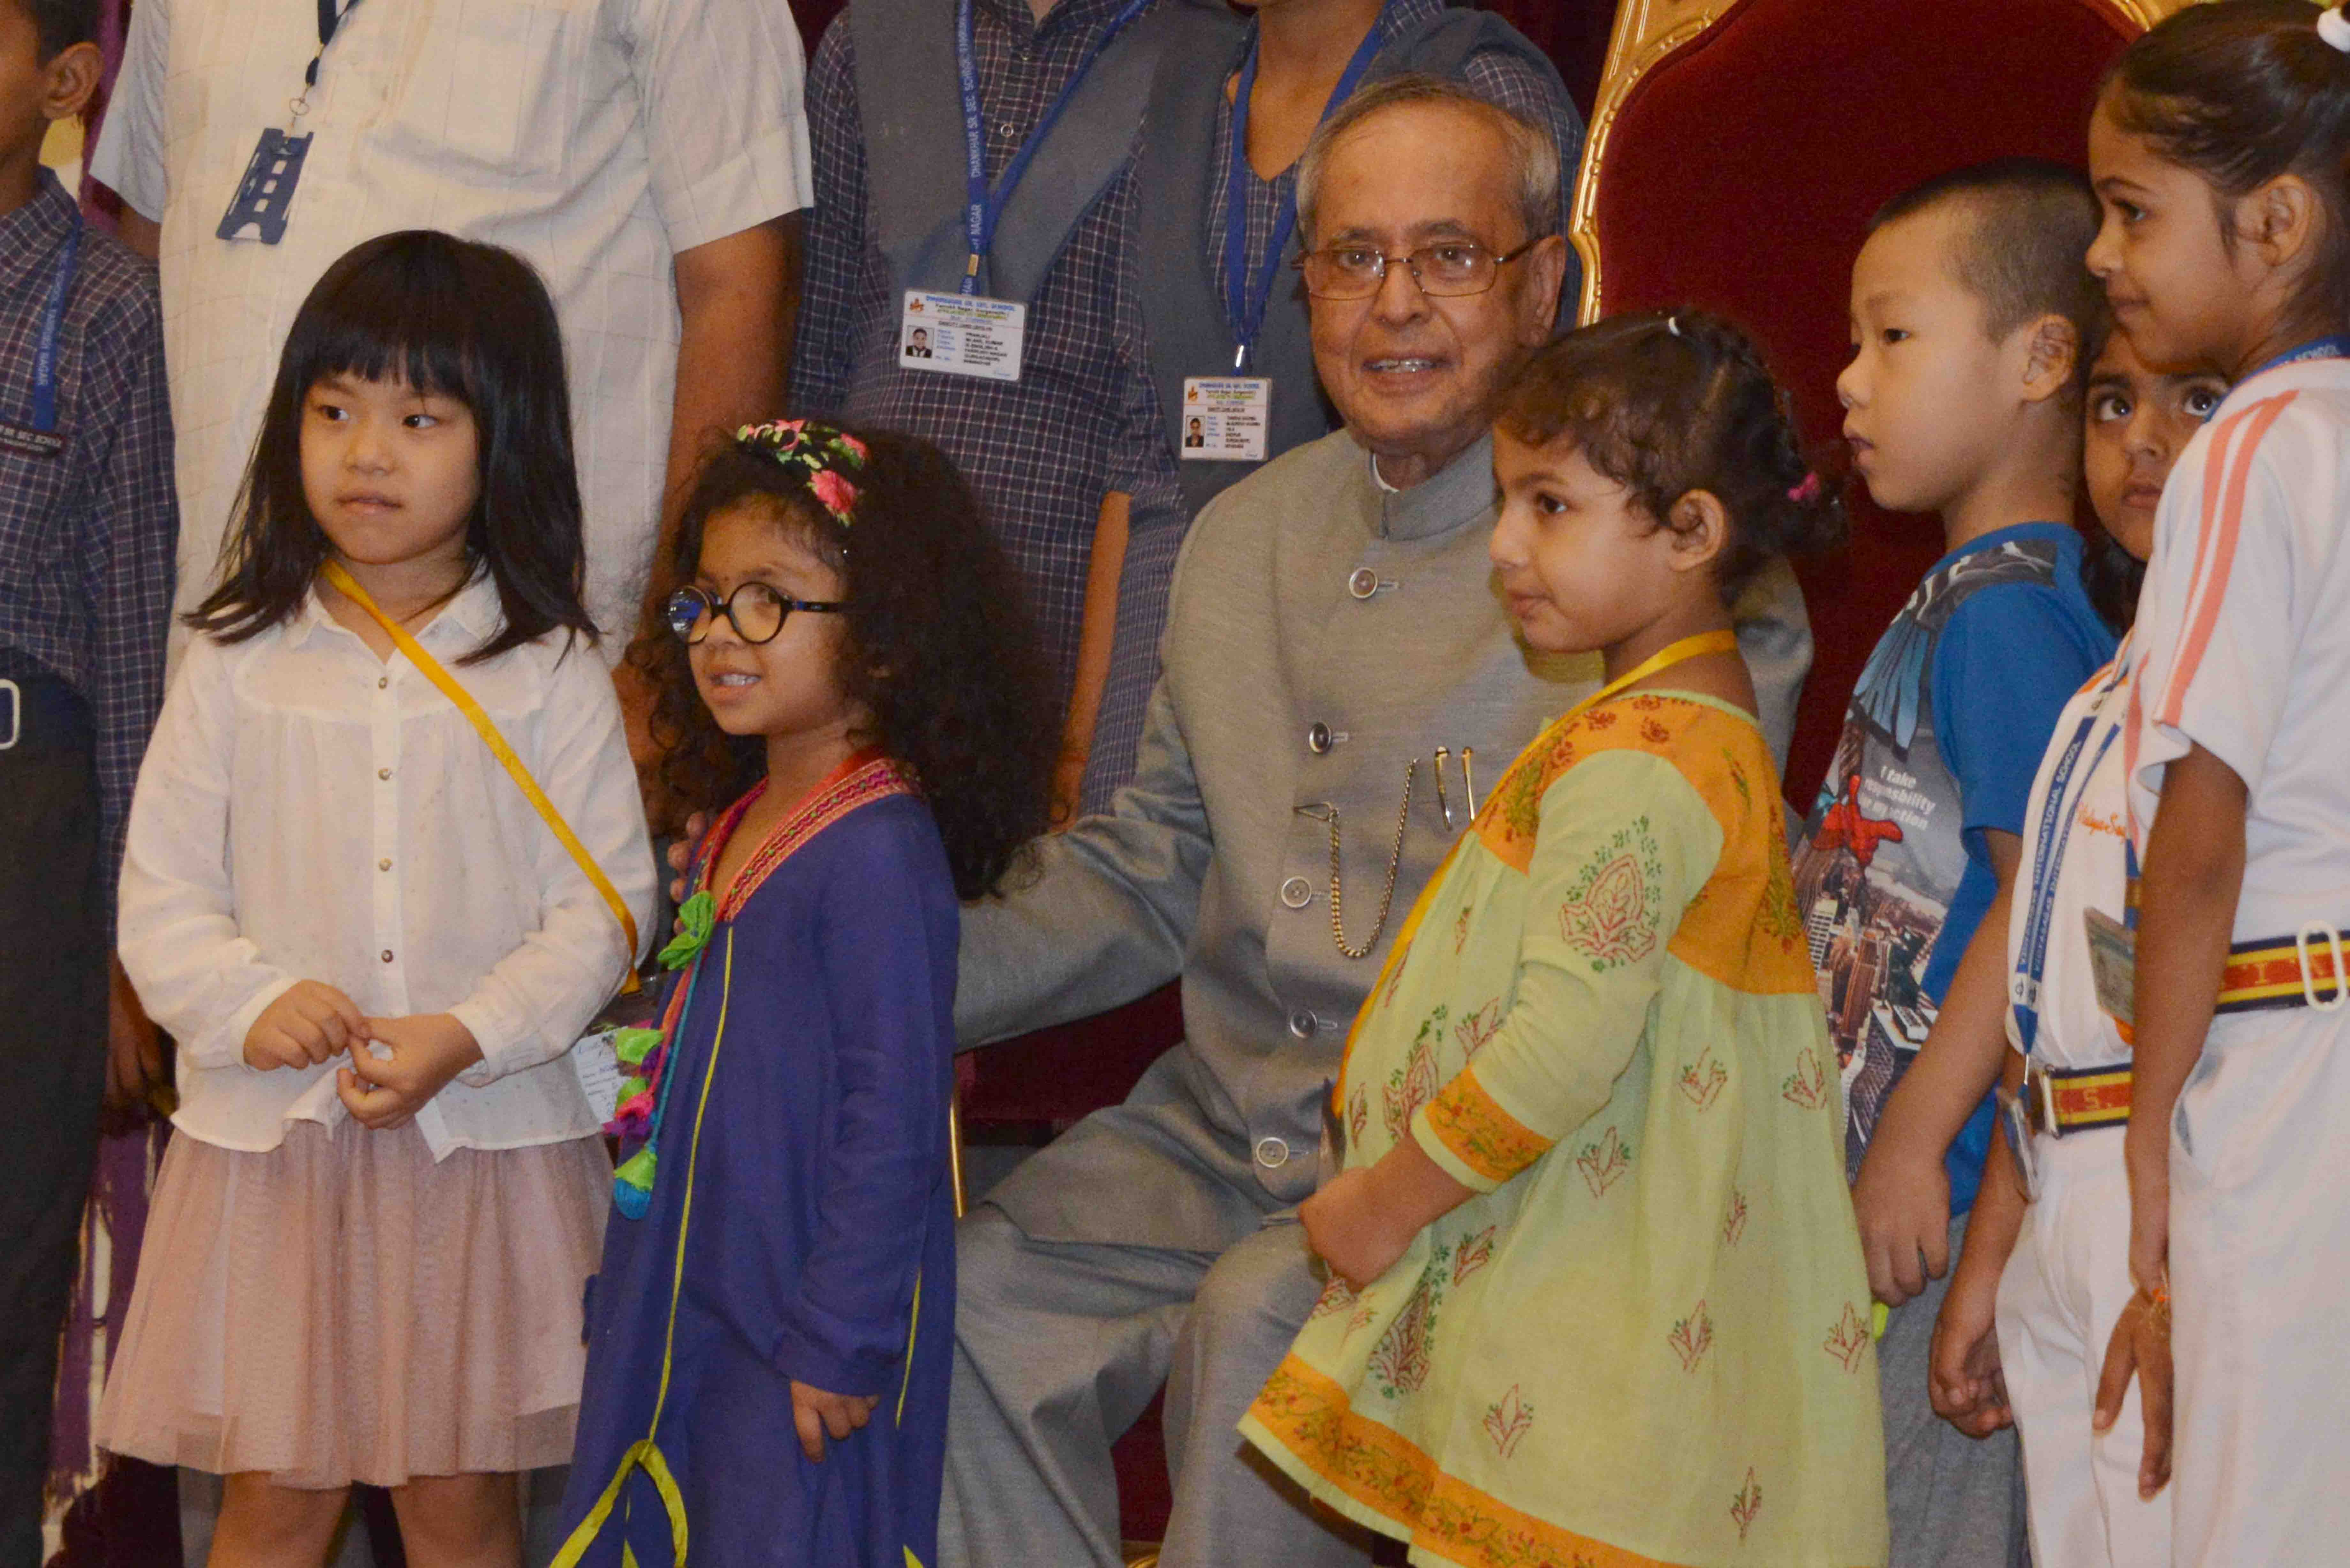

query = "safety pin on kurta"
[{"left": 1431, "top": 747, "right": 1480, "bottom": 831}]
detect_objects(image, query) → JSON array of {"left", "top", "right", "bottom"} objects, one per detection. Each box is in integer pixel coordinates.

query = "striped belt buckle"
[
  {"left": 2216, "top": 922, "right": 2350, "bottom": 1015},
  {"left": 2022, "top": 1060, "right": 2133, "bottom": 1138}
]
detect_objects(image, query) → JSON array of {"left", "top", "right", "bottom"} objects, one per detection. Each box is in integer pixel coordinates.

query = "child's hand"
[
  {"left": 666, "top": 813, "right": 709, "bottom": 903},
  {"left": 336, "top": 1013, "right": 483, "bottom": 1131},
  {"left": 789, "top": 1380, "right": 879, "bottom": 1463},
  {"left": 1850, "top": 1140, "right": 1951, "bottom": 1306},
  {"left": 1301, "top": 1167, "right": 1415, "bottom": 1291},
  {"left": 2095, "top": 1284, "right": 2174, "bottom": 1500},
  {"left": 1928, "top": 1261, "right": 2011, "bottom": 1437},
  {"left": 243, "top": 981, "right": 367, "bottom": 1071}
]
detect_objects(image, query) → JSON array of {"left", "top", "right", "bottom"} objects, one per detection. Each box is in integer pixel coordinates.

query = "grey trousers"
[
  {"left": 1881, "top": 1211, "right": 2029, "bottom": 1568},
  {"left": 939, "top": 1207, "right": 1370, "bottom": 1568}
]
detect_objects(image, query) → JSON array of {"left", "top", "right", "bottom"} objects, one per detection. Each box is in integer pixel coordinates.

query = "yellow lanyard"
[
  {"left": 1565, "top": 628, "right": 1741, "bottom": 720},
  {"left": 320, "top": 561, "right": 641, "bottom": 994}
]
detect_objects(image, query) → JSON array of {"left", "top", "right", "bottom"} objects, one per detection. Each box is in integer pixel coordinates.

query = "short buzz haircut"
[
  {"left": 1296, "top": 73, "right": 1561, "bottom": 249},
  {"left": 1870, "top": 158, "right": 2104, "bottom": 352},
  {"left": 20, "top": 0, "right": 100, "bottom": 60}
]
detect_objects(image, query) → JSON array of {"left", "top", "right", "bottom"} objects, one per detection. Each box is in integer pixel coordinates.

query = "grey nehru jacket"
[{"left": 954, "top": 426, "right": 1812, "bottom": 1255}]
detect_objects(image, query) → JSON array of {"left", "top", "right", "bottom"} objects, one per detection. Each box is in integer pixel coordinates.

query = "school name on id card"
[
  {"left": 1179, "top": 376, "right": 1270, "bottom": 463},
  {"left": 900, "top": 290, "right": 1027, "bottom": 382}
]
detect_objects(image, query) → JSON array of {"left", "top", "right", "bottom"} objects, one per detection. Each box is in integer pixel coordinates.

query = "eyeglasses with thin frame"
[
  {"left": 665, "top": 582, "right": 846, "bottom": 646},
  {"left": 1293, "top": 236, "right": 1541, "bottom": 300}
]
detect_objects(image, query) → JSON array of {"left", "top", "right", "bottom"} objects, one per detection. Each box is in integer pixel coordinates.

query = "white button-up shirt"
[
  {"left": 118, "top": 577, "right": 657, "bottom": 1157},
  {"left": 89, "top": 0, "right": 813, "bottom": 657}
]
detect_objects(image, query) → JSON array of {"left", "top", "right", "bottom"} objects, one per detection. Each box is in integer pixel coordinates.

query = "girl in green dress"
[{"left": 1244, "top": 311, "right": 1889, "bottom": 1568}]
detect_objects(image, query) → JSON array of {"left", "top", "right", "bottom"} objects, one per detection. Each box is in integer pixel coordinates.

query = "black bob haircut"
[
  {"left": 187, "top": 230, "right": 596, "bottom": 664},
  {"left": 19, "top": 0, "right": 99, "bottom": 59},
  {"left": 1871, "top": 157, "right": 2105, "bottom": 374}
]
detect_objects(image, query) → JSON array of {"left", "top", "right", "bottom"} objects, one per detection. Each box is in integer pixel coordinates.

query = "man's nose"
[{"left": 1369, "top": 253, "right": 1430, "bottom": 322}]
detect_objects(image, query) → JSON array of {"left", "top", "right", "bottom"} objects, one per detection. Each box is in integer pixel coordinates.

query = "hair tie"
[
  {"left": 736, "top": 418, "right": 870, "bottom": 526},
  {"left": 1787, "top": 472, "right": 1823, "bottom": 504},
  {"left": 2320, "top": 5, "right": 2350, "bottom": 52},
  {"left": 1666, "top": 314, "right": 1683, "bottom": 337}
]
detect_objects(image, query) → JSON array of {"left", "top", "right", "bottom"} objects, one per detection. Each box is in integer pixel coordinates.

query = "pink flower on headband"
[
  {"left": 809, "top": 467, "right": 860, "bottom": 523},
  {"left": 1787, "top": 472, "right": 1823, "bottom": 504},
  {"left": 837, "top": 433, "right": 870, "bottom": 462}
]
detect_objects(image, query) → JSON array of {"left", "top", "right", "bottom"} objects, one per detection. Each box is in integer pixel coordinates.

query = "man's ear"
[
  {"left": 1664, "top": 489, "right": 1730, "bottom": 576},
  {"left": 42, "top": 41, "right": 103, "bottom": 125},
  {"left": 1517, "top": 233, "right": 1571, "bottom": 346},
  {"left": 2019, "top": 313, "right": 2080, "bottom": 406}
]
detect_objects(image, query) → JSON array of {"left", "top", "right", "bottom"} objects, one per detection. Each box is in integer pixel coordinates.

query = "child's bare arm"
[
  {"left": 1852, "top": 831, "right": 2021, "bottom": 1304},
  {"left": 1302, "top": 1140, "right": 1474, "bottom": 1291},
  {"left": 1929, "top": 1050, "right": 2028, "bottom": 1437}
]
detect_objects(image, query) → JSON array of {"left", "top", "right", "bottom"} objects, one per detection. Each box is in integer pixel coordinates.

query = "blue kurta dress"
[{"left": 557, "top": 758, "right": 959, "bottom": 1568}]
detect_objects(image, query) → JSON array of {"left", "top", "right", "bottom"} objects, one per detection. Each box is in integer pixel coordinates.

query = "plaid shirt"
[
  {"left": 791, "top": 0, "right": 1170, "bottom": 782},
  {"left": 0, "top": 172, "right": 176, "bottom": 912}
]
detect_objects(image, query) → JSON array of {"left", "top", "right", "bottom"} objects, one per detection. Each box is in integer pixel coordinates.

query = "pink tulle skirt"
[{"left": 95, "top": 1116, "right": 610, "bottom": 1489}]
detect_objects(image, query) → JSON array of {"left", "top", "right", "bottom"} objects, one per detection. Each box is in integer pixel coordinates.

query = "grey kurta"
[{"left": 956, "top": 426, "right": 1814, "bottom": 1250}]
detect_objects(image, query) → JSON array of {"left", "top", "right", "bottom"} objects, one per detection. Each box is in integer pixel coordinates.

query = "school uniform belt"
[
  {"left": 2021, "top": 1061, "right": 2133, "bottom": 1137},
  {"left": 2215, "top": 923, "right": 2350, "bottom": 1015}
]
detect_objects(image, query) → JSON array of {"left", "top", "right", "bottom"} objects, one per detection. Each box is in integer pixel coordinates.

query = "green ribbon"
[{"left": 657, "top": 891, "right": 715, "bottom": 970}]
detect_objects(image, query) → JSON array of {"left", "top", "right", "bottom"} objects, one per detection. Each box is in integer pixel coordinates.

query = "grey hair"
[{"left": 1294, "top": 73, "right": 1562, "bottom": 248}]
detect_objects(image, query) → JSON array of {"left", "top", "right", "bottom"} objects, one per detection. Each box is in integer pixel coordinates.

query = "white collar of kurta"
[
  {"left": 1363, "top": 429, "right": 1499, "bottom": 544},
  {"left": 290, "top": 568, "right": 506, "bottom": 651}
]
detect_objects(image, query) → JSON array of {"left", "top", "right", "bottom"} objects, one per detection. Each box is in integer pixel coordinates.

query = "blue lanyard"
[
  {"left": 2247, "top": 335, "right": 2350, "bottom": 380},
  {"left": 955, "top": 0, "right": 1152, "bottom": 297},
  {"left": 30, "top": 220, "right": 80, "bottom": 434},
  {"left": 2011, "top": 670, "right": 2126, "bottom": 1054},
  {"left": 1222, "top": 11, "right": 1390, "bottom": 370}
]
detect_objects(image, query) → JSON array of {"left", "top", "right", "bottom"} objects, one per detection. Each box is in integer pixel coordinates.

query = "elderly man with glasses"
[{"left": 943, "top": 76, "right": 1812, "bottom": 1568}]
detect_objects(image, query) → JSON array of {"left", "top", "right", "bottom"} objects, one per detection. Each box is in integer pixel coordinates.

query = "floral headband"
[{"left": 736, "top": 418, "right": 869, "bottom": 526}]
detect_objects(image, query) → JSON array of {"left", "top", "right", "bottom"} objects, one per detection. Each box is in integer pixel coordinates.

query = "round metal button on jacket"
[
  {"left": 1280, "top": 876, "right": 1313, "bottom": 909},
  {"left": 1254, "top": 1136, "right": 1291, "bottom": 1168},
  {"left": 1348, "top": 567, "right": 1379, "bottom": 599},
  {"left": 1307, "top": 721, "right": 1332, "bottom": 754},
  {"left": 1288, "top": 1008, "right": 1318, "bottom": 1039}
]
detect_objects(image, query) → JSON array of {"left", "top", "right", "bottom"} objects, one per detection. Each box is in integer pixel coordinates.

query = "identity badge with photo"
[
  {"left": 899, "top": 290, "right": 1027, "bottom": 383},
  {"left": 2083, "top": 907, "right": 2137, "bottom": 1026},
  {"left": 1179, "top": 376, "right": 1271, "bottom": 462}
]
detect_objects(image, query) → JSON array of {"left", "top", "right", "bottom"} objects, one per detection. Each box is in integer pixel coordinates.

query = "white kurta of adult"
[{"left": 89, "top": 0, "right": 813, "bottom": 656}]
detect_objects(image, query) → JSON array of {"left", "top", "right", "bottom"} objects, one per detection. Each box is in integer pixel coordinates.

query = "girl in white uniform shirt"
[
  {"left": 1929, "top": 326, "right": 2225, "bottom": 1568},
  {"left": 2086, "top": 4, "right": 2350, "bottom": 1560},
  {"left": 97, "top": 232, "right": 654, "bottom": 1567}
]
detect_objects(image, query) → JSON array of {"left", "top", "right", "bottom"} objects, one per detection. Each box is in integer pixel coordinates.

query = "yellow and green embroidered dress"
[{"left": 1242, "top": 691, "right": 1887, "bottom": 1568}]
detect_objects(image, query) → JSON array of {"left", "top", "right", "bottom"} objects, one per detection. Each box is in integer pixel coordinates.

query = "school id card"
[
  {"left": 900, "top": 290, "right": 1027, "bottom": 382},
  {"left": 1179, "top": 377, "right": 1270, "bottom": 463}
]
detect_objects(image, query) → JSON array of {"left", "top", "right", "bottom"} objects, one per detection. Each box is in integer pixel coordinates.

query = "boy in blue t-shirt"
[{"left": 1792, "top": 159, "right": 2114, "bottom": 1568}]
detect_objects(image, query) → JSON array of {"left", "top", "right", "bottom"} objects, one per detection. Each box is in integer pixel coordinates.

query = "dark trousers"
[{"left": 0, "top": 713, "right": 107, "bottom": 1568}]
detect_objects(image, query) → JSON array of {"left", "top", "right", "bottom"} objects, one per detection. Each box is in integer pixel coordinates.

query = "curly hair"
[
  {"left": 628, "top": 426, "right": 1056, "bottom": 900},
  {"left": 1495, "top": 309, "right": 1846, "bottom": 598}
]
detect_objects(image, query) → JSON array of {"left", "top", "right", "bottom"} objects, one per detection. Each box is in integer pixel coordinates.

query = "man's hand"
[
  {"left": 336, "top": 1013, "right": 483, "bottom": 1131},
  {"left": 104, "top": 955, "right": 165, "bottom": 1117},
  {"left": 243, "top": 981, "right": 366, "bottom": 1072},
  {"left": 2095, "top": 1284, "right": 2174, "bottom": 1500},
  {"left": 790, "top": 1380, "right": 879, "bottom": 1463},
  {"left": 1851, "top": 1141, "right": 1952, "bottom": 1305},
  {"left": 1929, "top": 1260, "right": 2012, "bottom": 1437},
  {"left": 1301, "top": 1167, "right": 1417, "bottom": 1291},
  {"left": 667, "top": 812, "right": 710, "bottom": 903}
]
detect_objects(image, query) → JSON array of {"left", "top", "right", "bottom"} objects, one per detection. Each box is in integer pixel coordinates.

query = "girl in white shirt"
[
  {"left": 97, "top": 231, "right": 654, "bottom": 1568},
  {"left": 2088, "top": 4, "right": 2350, "bottom": 1558}
]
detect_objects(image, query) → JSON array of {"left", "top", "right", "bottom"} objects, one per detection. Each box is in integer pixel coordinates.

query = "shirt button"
[
  {"left": 378, "top": 858, "right": 392, "bottom": 871},
  {"left": 1255, "top": 1136, "right": 1291, "bottom": 1169},
  {"left": 380, "top": 949, "right": 394, "bottom": 963},
  {"left": 378, "top": 767, "right": 392, "bottom": 781},
  {"left": 1288, "top": 1008, "right": 1318, "bottom": 1039},
  {"left": 1280, "top": 876, "right": 1313, "bottom": 909},
  {"left": 1307, "top": 721, "right": 1332, "bottom": 755},
  {"left": 1348, "top": 567, "right": 1379, "bottom": 599},
  {"left": 378, "top": 675, "right": 389, "bottom": 690}
]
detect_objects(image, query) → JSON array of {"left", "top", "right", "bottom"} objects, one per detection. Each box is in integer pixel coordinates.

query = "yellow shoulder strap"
[{"left": 321, "top": 562, "right": 641, "bottom": 993}]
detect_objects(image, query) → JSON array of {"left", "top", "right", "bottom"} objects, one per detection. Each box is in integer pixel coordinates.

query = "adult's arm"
[
  {"left": 664, "top": 214, "right": 802, "bottom": 534},
  {"left": 116, "top": 209, "right": 159, "bottom": 260},
  {"left": 955, "top": 675, "right": 1213, "bottom": 1045}
]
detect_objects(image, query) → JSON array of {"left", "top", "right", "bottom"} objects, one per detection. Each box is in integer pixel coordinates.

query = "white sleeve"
[
  {"left": 449, "top": 645, "right": 657, "bottom": 1083},
  {"left": 117, "top": 640, "right": 297, "bottom": 1071},
  {"left": 625, "top": 0, "right": 814, "bottom": 254},
  {"left": 2132, "top": 394, "right": 2335, "bottom": 802},
  {"left": 88, "top": 0, "right": 172, "bottom": 222}
]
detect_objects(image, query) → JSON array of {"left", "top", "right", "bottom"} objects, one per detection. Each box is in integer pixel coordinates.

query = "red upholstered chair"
[{"left": 1572, "top": 0, "right": 2195, "bottom": 814}]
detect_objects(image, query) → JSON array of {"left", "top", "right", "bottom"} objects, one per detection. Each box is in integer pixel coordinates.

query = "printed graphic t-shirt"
[{"left": 1792, "top": 522, "right": 2114, "bottom": 1210}]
